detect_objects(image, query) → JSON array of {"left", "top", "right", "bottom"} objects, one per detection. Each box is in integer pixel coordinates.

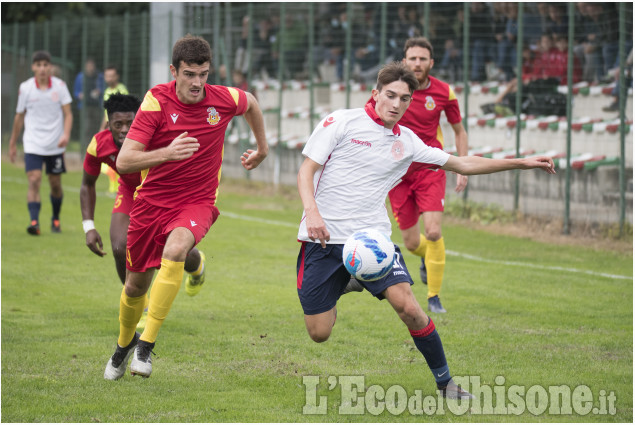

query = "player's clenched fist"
[{"left": 166, "top": 131, "right": 199, "bottom": 160}]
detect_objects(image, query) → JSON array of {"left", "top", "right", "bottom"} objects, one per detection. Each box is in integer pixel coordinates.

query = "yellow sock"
[
  {"left": 410, "top": 233, "right": 428, "bottom": 258},
  {"left": 118, "top": 288, "right": 147, "bottom": 347},
  {"left": 140, "top": 258, "right": 184, "bottom": 343},
  {"left": 426, "top": 237, "right": 446, "bottom": 299}
]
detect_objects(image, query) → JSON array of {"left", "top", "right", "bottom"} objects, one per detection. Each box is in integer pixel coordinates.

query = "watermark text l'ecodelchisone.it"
[{"left": 302, "top": 375, "right": 617, "bottom": 416}]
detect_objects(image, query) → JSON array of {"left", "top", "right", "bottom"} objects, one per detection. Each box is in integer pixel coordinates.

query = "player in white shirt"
[
  {"left": 296, "top": 62, "right": 555, "bottom": 399},
  {"left": 9, "top": 50, "right": 73, "bottom": 235}
]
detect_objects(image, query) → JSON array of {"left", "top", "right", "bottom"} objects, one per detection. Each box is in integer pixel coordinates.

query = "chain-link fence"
[{"left": 2, "top": 2, "right": 632, "bottom": 230}]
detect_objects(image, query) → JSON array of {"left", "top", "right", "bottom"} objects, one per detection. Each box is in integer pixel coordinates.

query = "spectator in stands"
[
  {"left": 536, "top": 3, "right": 551, "bottom": 35},
  {"left": 523, "top": 3, "right": 548, "bottom": 49},
  {"left": 353, "top": 5, "right": 384, "bottom": 84},
  {"left": 438, "top": 7, "right": 463, "bottom": 83},
  {"left": 490, "top": 2, "right": 509, "bottom": 81},
  {"left": 546, "top": 4, "right": 569, "bottom": 41},
  {"left": 272, "top": 14, "right": 308, "bottom": 80},
  {"left": 492, "top": 36, "right": 556, "bottom": 105},
  {"left": 390, "top": 5, "right": 423, "bottom": 61},
  {"left": 549, "top": 35, "right": 582, "bottom": 85},
  {"left": 234, "top": 16, "right": 275, "bottom": 81},
  {"left": 252, "top": 18, "right": 275, "bottom": 80},
  {"left": 234, "top": 15, "right": 251, "bottom": 76},
  {"left": 74, "top": 58, "right": 104, "bottom": 155},
  {"left": 531, "top": 34, "right": 558, "bottom": 81},
  {"left": 574, "top": 3, "right": 619, "bottom": 83},
  {"left": 497, "top": 3, "right": 519, "bottom": 82},
  {"left": 492, "top": 44, "right": 537, "bottom": 107},
  {"left": 603, "top": 48, "right": 633, "bottom": 112},
  {"left": 323, "top": 9, "right": 348, "bottom": 82},
  {"left": 468, "top": 2, "right": 494, "bottom": 82}
]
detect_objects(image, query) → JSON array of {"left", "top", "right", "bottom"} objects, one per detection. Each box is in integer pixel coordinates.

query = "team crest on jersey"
[
  {"left": 424, "top": 96, "right": 436, "bottom": 111},
  {"left": 391, "top": 139, "right": 405, "bottom": 160},
  {"left": 207, "top": 107, "right": 221, "bottom": 125}
]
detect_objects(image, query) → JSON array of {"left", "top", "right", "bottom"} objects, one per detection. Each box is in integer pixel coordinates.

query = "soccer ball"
[{"left": 342, "top": 229, "right": 395, "bottom": 281}]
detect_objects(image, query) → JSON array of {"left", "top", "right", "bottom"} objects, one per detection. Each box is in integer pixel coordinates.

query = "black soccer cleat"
[
  {"left": 51, "top": 219, "right": 61, "bottom": 233},
  {"left": 27, "top": 220, "right": 40, "bottom": 236},
  {"left": 428, "top": 295, "right": 447, "bottom": 313}
]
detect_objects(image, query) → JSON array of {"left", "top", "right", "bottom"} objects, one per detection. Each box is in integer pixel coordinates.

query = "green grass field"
[{"left": 1, "top": 160, "right": 632, "bottom": 422}]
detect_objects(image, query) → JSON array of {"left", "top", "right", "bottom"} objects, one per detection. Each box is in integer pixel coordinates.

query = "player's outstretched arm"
[
  {"left": 116, "top": 132, "right": 199, "bottom": 174},
  {"left": 298, "top": 157, "right": 330, "bottom": 248},
  {"left": 442, "top": 154, "right": 556, "bottom": 176},
  {"left": 241, "top": 92, "right": 269, "bottom": 170},
  {"left": 79, "top": 170, "right": 106, "bottom": 257}
]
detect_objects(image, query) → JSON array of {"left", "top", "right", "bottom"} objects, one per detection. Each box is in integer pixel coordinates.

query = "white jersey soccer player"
[
  {"left": 297, "top": 104, "right": 450, "bottom": 244},
  {"left": 296, "top": 62, "right": 555, "bottom": 401},
  {"left": 16, "top": 76, "right": 72, "bottom": 156}
]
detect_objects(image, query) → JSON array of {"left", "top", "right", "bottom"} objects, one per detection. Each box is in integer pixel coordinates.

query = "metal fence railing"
[{"left": 2, "top": 2, "right": 633, "bottom": 232}]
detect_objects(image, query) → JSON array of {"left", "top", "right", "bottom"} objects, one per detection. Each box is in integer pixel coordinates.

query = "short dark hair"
[
  {"left": 32, "top": 50, "right": 51, "bottom": 63},
  {"left": 105, "top": 64, "right": 119, "bottom": 73},
  {"left": 403, "top": 37, "right": 434, "bottom": 59},
  {"left": 376, "top": 62, "right": 418, "bottom": 94},
  {"left": 172, "top": 34, "right": 212, "bottom": 71},
  {"left": 104, "top": 94, "right": 141, "bottom": 119}
]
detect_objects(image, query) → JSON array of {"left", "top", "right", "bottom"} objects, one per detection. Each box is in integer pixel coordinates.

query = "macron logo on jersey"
[
  {"left": 323, "top": 116, "right": 335, "bottom": 127},
  {"left": 170, "top": 113, "right": 179, "bottom": 123},
  {"left": 190, "top": 220, "right": 197, "bottom": 227},
  {"left": 351, "top": 138, "right": 372, "bottom": 148}
]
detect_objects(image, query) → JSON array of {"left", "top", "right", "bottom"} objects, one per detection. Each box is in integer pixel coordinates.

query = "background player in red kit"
[
  {"left": 104, "top": 35, "right": 268, "bottom": 380},
  {"left": 388, "top": 37, "right": 468, "bottom": 313},
  {"left": 80, "top": 94, "right": 207, "bottom": 303}
]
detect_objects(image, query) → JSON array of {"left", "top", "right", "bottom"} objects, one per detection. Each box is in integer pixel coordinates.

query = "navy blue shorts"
[
  {"left": 24, "top": 153, "right": 66, "bottom": 174},
  {"left": 296, "top": 242, "right": 414, "bottom": 315}
]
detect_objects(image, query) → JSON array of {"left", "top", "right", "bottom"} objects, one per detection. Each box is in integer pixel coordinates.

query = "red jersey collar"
[
  {"left": 364, "top": 100, "right": 401, "bottom": 136},
  {"left": 35, "top": 77, "right": 52, "bottom": 89}
]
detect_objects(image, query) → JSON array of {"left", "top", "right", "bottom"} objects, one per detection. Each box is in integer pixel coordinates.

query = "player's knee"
[
  {"left": 162, "top": 242, "right": 189, "bottom": 262},
  {"left": 308, "top": 329, "right": 331, "bottom": 343},
  {"left": 124, "top": 281, "right": 145, "bottom": 298},
  {"left": 424, "top": 229, "right": 442, "bottom": 242},
  {"left": 111, "top": 237, "right": 127, "bottom": 257},
  {"left": 398, "top": 301, "right": 423, "bottom": 324},
  {"left": 27, "top": 175, "right": 41, "bottom": 188},
  {"left": 404, "top": 238, "right": 420, "bottom": 252},
  {"left": 306, "top": 319, "right": 333, "bottom": 343}
]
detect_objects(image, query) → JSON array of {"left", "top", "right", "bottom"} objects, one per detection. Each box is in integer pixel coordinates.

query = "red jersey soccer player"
[
  {"left": 80, "top": 94, "right": 207, "bottom": 294},
  {"left": 104, "top": 35, "right": 268, "bottom": 380},
  {"left": 375, "top": 38, "right": 469, "bottom": 314}
]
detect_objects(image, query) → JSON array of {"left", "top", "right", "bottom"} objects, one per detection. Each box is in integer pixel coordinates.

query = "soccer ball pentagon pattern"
[{"left": 343, "top": 229, "right": 395, "bottom": 281}]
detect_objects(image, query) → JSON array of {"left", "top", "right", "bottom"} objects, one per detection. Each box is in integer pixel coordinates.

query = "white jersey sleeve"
[
  {"left": 411, "top": 132, "right": 451, "bottom": 168},
  {"left": 54, "top": 77, "right": 73, "bottom": 106},
  {"left": 16, "top": 80, "right": 29, "bottom": 114},
  {"left": 301, "top": 111, "right": 344, "bottom": 164}
]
